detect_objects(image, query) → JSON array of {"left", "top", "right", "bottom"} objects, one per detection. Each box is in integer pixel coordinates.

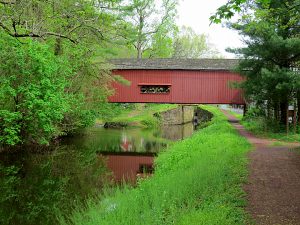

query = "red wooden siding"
[{"left": 109, "top": 69, "right": 244, "bottom": 104}]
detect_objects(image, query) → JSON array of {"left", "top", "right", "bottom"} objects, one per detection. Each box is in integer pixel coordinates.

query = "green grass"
[
  {"left": 241, "top": 118, "right": 300, "bottom": 142},
  {"left": 270, "top": 141, "right": 286, "bottom": 146},
  {"left": 226, "top": 109, "right": 244, "bottom": 120},
  {"left": 61, "top": 106, "right": 251, "bottom": 225},
  {"left": 109, "top": 104, "right": 178, "bottom": 128}
]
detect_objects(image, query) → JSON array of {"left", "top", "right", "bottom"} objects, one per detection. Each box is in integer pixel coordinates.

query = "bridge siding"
[{"left": 109, "top": 69, "right": 244, "bottom": 104}]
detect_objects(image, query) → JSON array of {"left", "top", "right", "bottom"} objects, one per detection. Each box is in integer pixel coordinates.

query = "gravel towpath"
[{"left": 223, "top": 110, "right": 300, "bottom": 225}]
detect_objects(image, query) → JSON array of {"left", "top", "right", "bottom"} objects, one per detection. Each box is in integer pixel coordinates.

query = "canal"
[{"left": 0, "top": 122, "right": 199, "bottom": 225}]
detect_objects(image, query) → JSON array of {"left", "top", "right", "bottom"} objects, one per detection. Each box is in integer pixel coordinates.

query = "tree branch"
[
  {"left": 0, "top": 21, "right": 77, "bottom": 43},
  {"left": 0, "top": 0, "right": 16, "bottom": 4}
]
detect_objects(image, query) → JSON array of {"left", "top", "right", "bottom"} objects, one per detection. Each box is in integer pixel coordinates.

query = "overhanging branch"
[
  {"left": 0, "top": 21, "right": 77, "bottom": 43},
  {"left": 0, "top": 0, "right": 16, "bottom": 4}
]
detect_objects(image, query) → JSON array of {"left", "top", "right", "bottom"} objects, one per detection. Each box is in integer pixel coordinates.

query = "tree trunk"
[
  {"left": 54, "top": 38, "right": 62, "bottom": 55},
  {"left": 274, "top": 102, "right": 279, "bottom": 121},
  {"left": 267, "top": 100, "right": 271, "bottom": 118},
  {"left": 243, "top": 104, "right": 247, "bottom": 117},
  {"left": 286, "top": 102, "right": 289, "bottom": 134},
  {"left": 137, "top": 45, "right": 143, "bottom": 59},
  {"left": 297, "top": 92, "right": 300, "bottom": 127},
  {"left": 280, "top": 101, "right": 288, "bottom": 128},
  {"left": 293, "top": 101, "right": 297, "bottom": 133}
]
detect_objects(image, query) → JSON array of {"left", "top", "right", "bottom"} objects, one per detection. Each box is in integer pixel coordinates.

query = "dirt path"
[{"left": 223, "top": 111, "right": 300, "bottom": 225}]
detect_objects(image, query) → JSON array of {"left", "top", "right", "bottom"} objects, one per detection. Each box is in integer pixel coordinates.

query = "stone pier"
[{"left": 159, "top": 105, "right": 195, "bottom": 125}]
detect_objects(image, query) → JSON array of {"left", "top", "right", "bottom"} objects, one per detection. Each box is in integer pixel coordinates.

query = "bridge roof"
[{"left": 110, "top": 58, "right": 239, "bottom": 71}]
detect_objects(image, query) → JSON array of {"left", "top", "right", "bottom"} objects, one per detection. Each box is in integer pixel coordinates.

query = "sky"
[{"left": 176, "top": 0, "right": 244, "bottom": 58}]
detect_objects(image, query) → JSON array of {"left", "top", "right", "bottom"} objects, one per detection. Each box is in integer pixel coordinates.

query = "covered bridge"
[{"left": 108, "top": 58, "right": 244, "bottom": 104}]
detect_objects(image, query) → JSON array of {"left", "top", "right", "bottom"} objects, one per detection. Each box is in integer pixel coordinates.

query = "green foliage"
[
  {"left": 97, "top": 103, "right": 129, "bottom": 121},
  {"left": 113, "top": 75, "right": 131, "bottom": 86},
  {"left": 226, "top": 109, "right": 244, "bottom": 120},
  {"left": 0, "top": 32, "right": 70, "bottom": 145},
  {"left": 61, "top": 106, "right": 251, "bottom": 225},
  {"left": 225, "top": 0, "right": 300, "bottom": 126},
  {"left": 0, "top": 111, "right": 22, "bottom": 145},
  {"left": 241, "top": 106, "right": 300, "bottom": 141},
  {"left": 172, "top": 26, "right": 220, "bottom": 58},
  {"left": 0, "top": 0, "right": 122, "bottom": 45},
  {"left": 210, "top": 0, "right": 271, "bottom": 23},
  {"left": 119, "top": 0, "right": 178, "bottom": 58},
  {"left": 109, "top": 104, "right": 178, "bottom": 128}
]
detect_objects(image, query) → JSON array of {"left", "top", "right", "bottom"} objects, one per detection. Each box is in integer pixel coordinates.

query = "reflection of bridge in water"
[
  {"left": 99, "top": 122, "right": 200, "bottom": 183},
  {"left": 99, "top": 152, "right": 155, "bottom": 184}
]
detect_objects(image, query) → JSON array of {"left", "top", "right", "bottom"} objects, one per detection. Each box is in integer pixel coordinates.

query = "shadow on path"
[{"left": 223, "top": 110, "right": 300, "bottom": 225}]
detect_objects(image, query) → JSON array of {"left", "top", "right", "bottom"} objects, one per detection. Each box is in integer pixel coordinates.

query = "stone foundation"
[
  {"left": 158, "top": 105, "right": 213, "bottom": 125},
  {"left": 158, "top": 105, "right": 195, "bottom": 125}
]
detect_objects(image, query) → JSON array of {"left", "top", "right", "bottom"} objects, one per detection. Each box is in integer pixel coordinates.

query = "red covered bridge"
[{"left": 108, "top": 59, "right": 244, "bottom": 104}]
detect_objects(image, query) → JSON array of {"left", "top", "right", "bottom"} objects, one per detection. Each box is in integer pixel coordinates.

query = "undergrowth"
[
  {"left": 60, "top": 105, "right": 251, "bottom": 225},
  {"left": 241, "top": 117, "right": 300, "bottom": 142}
]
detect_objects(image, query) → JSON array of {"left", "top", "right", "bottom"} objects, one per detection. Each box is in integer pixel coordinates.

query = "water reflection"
[
  {"left": 96, "top": 122, "right": 198, "bottom": 184},
  {"left": 0, "top": 146, "right": 110, "bottom": 225},
  {"left": 0, "top": 122, "right": 198, "bottom": 225},
  {"left": 62, "top": 127, "right": 170, "bottom": 153},
  {"left": 100, "top": 152, "right": 155, "bottom": 184},
  {"left": 161, "top": 123, "right": 195, "bottom": 141}
]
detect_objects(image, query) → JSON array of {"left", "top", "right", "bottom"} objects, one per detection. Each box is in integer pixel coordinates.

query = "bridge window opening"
[{"left": 140, "top": 85, "right": 170, "bottom": 94}]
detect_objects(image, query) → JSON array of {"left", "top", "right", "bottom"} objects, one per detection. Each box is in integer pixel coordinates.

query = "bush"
[{"left": 0, "top": 32, "right": 70, "bottom": 145}]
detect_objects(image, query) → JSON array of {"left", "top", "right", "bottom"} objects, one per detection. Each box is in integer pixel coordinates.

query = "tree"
[
  {"left": 222, "top": 0, "right": 300, "bottom": 129},
  {"left": 0, "top": 0, "right": 122, "bottom": 43},
  {"left": 120, "top": 0, "right": 178, "bottom": 58},
  {"left": 0, "top": 32, "right": 71, "bottom": 145},
  {"left": 210, "top": 0, "right": 272, "bottom": 23},
  {"left": 0, "top": 0, "right": 129, "bottom": 146},
  {"left": 172, "top": 26, "right": 220, "bottom": 58}
]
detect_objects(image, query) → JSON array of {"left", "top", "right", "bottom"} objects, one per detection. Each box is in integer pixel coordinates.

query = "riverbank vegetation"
[
  {"left": 103, "top": 104, "right": 178, "bottom": 128},
  {"left": 227, "top": 107, "right": 300, "bottom": 142},
  {"left": 241, "top": 116, "right": 300, "bottom": 142},
  {"left": 60, "top": 106, "right": 251, "bottom": 225}
]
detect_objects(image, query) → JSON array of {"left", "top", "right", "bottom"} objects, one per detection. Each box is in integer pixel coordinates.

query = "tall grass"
[{"left": 61, "top": 106, "right": 251, "bottom": 225}]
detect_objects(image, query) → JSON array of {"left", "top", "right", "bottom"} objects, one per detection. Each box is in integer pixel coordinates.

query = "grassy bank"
[
  {"left": 106, "top": 104, "right": 178, "bottom": 128},
  {"left": 241, "top": 117, "right": 300, "bottom": 142},
  {"left": 61, "top": 106, "right": 251, "bottom": 225}
]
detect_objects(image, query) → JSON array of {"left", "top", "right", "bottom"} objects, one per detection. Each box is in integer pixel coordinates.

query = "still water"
[{"left": 0, "top": 123, "right": 197, "bottom": 225}]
